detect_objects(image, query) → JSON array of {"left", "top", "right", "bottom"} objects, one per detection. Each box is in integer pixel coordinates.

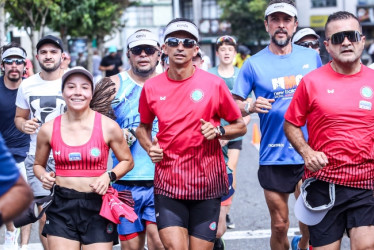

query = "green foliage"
[{"left": 218, "top": 0, "right": 268, "bottom": 47}]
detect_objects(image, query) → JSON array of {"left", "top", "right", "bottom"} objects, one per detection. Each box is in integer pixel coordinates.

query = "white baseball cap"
[
  {"left": 163, "top": 20, "right": 199, "bottom": 42},
  {"left": 294, "top": 178, "right": 335, "bottom": 226},
  {"left": 2, "top": 47, "right": 27, "bottom": 60},
  {"left": 127, "top": 30, "right": 159, "bottom": 49},
  {"left": 293, "top": 28, "right": 320, "bottom": 43},
  {"left": 265, "top": 2, "right": 298, "bottom": 18}
]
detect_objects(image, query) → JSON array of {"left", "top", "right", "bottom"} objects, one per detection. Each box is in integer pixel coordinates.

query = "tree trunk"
[{"left": 0, "top": 1, "right": 6, "bottom": 48}]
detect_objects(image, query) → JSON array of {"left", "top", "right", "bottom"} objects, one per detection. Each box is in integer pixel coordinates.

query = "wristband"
[{"left": 244, "top": 102, "right": 252, "bottom": 114}]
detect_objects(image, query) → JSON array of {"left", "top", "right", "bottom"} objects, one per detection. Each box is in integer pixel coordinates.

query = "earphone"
[{"left": 127, "top": 52, "right": 130, "bottom": 58}]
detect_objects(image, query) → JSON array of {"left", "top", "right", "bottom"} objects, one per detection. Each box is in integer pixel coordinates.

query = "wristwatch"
[
  {"left": 244, "top": 102, "right": 252, "bottom": 114},
  {"left": 107, "top": 171, "right": 117, "bottom": 182},
  {"left": 215, "top": 126, "right": 225, "bottom": 137}
]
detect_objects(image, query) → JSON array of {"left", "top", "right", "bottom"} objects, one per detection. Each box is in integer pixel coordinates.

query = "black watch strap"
[{"left": 107, "top": 171, "right": 117, "bottom": 182}]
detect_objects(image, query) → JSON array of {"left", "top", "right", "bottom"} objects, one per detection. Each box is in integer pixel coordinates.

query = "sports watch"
[
  {"left": 244, "top": 102, "right": 252, "bottom": 114},
  {"left": 107, "top": 171, "right": 117, "bottom": 183},
  {"left": 215, "top": 126, "right": 225, "bottom": 137}
]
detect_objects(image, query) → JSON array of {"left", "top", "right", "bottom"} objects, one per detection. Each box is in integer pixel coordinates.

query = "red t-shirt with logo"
[
  {"left": 285, "top": 63, "right": 374, "bottom": 189},
  {"left": 139, "top": 68, "right": 241, "bottom": 200}
]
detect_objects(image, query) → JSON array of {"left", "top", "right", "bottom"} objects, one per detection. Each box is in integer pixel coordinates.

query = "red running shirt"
[
  {"left": 51, "top": 112, "right": 109, "bottom": 177},
  {"left": 285, "top": 63, "right": 374, "bottom": 189},
  {"left": 139, "top": 68, "right": 242, "bottom": 200}
]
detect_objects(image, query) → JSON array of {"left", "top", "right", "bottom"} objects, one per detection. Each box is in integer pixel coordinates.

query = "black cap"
[{"left": 36, "top": 35, "right": 64, "bottom": 52}]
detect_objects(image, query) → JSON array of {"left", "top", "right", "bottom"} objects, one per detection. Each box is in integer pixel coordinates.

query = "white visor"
[
  {"left": 265, "top": 3, "right": 297, "bottom": 18},
  {"left": 127, "top": 30, "right": 159, "bottom": 49},
  {"left": 2, "top": 47, "right": 27, "bottom": 60},
  {"left": 163, "top": 21, "right": 199, "bottom": 42}
]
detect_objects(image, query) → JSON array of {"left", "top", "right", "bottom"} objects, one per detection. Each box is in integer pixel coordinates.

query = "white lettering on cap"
[{"left": 163, "top": 21, "right": 199, "bottom": 42}]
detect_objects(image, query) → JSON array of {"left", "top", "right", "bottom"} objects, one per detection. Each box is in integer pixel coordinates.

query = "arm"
[
  {"left": 283, "top": 120, "right": 328, "bottom": 172},
  {"left": 201, "top": 117, "right": 247, "bottom": 141},
  {"left": 90, "top": 118, "right": 134, "bottom": 195},
  {"left": 33, "top": 123, "right": 55, "bottom": 190},
  {"left": 15, "top": 107, "right": 40, "bottom": 134},
  {"left": 233, "top": 94, "right": 275, "bottom": 116},
  {"left": 136, "top": 122, "right": 163, "bottom": 163},
  {"left": 0, "top": 176, "right": 33, "bottom": 224}
]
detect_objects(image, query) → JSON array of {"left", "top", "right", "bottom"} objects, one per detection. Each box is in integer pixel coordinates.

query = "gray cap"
[
  {"left": 2, "top": 47, "right": 27, "bottom": 60},
  {"left": 293, "top": 28, "right": 320, "bottom": 43},
  {"left": 62, "top": 66, "right": 93, "bottom": 90}
]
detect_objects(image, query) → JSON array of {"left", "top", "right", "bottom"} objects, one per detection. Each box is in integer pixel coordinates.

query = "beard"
[
  {"left": 131, "top": 61, "right": 158, "bottom": 78},
  {"left": 271, "top": 30, "right": 292, "bottom": 48},
  {"left": 39, "top": 60, "right": 61, "bottom": 72},
  {"left": 7, "top": 70, "right": 22, "bottom": 82}
]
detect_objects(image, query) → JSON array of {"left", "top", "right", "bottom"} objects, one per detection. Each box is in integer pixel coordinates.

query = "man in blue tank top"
[
  {"left": 232, "top": 1, "right": 322, "bottom": 249},
  {"left": 110, "top": 29, "right": 164, "bottom": 250}
]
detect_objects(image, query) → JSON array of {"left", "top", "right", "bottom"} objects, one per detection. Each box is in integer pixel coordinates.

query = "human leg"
[
  {"left": 216, "top": 205, "right": 228, "bottom": 239},
  {"left": 189, "top": 235, "right": 215, "bottom": 250},
  {"left": 20, "top": 224, "right": 31, "bottom": 248},
  {"left": 159, "top": 226, "right": 189, "bottom": 249},
  {"left": 120, "top": 232, "right": 146, "bottom": 250},
  {"left": 146, "top": 222, "right": 164, "bottom": 250},
  {"left": 47, "top": 235, "right": 80, "bottom": 250},
  {"left": 264, "top": 189, "right": 290, "bottom": 250},
  {"left": 349, "top": 226, "right": 374, "bottom": 250}
]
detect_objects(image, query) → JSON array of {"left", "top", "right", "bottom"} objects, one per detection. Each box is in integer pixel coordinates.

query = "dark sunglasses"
[
  {"left": 165, "top": 37, "right": 197, "bottom": 48},
  {"left": 130, "top": 46, "right": 158, "bottom": 56},
  {"left": 327, "top": 30, "right": 362, "bottom": 45},
  {"left": 2, "top": 58, "right": 25, "bottom": 65},
  {"left": 216, "top": 35, "right": 237, "bottom": 45},
  {"left": 297, "top": 40, "right": 320, "bottom": 49}
]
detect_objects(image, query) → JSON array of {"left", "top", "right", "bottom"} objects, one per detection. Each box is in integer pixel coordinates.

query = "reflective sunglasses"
[
  {"left": 130, "top": 46, "right": 158, "bottom": 56},
  {"left": 327, "top": 30, "right": 362, "bottom": 45},
  {"left": 165, "top": 37, "right": 197, "bottom": 48},
  {"left": 2, "top": 58, "right": 26, "bottom": 65},
  {"left": 216, "top": 35, "right": 237, "bottom": 45},
  {"left": 297, "top": 40, "right": 320, "bottom": 49}
]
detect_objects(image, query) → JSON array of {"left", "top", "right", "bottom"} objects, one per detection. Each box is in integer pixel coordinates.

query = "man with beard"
[
  {"left": 232, "top": 1, "right": 322, "bottom": 249},
  {"left": 0, "top": 42, "right": 32, "bottom": 250},
  {"left": 15, "top": 35, "right": 66, "bottom": 250},
  {"left": 109, "top": 29, "right": 164, "bottom": 250}
]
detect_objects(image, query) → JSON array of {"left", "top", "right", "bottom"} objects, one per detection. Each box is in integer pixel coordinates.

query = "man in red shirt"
[
  {"left": 284, "top": 11, "right": 374, "bottom": 249},
  {"left": 136, "top": 18, "right": 246, "bottom": 250}
]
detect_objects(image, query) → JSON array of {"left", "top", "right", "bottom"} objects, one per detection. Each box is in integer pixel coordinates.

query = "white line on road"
[{"left": 223, "top": 227, "right": 299, "bottom": 240}]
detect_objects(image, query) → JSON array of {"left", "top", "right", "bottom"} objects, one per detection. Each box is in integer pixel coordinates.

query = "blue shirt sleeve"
[
  {"left": 233, "top": 59, "right": 254, "bottom": 99},
  {"left": 0, "top": 133, "right": 20, "bottom": 196}
]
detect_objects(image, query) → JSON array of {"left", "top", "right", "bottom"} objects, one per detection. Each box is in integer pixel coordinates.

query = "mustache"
[{"left": 274, "top": 29, "right": 288, "bottom": 35}]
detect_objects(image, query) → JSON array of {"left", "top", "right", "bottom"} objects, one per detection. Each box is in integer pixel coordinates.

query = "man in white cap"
[
  {"left": 136, "top": 18, "right": 246, "bottom": 250},
  {"left": 109, "top": 29, "right": 164, "bottom": 250},
  {"left": 0, "top": 42, "right": 33, "bottom": 250},
  {"left": 232, "top": 0, "right": 322, "bottom": 249},
  {"left": 14, "top": 35, "right": 66, "bottom": 250},
  {"left": 293, "top": 28, "right": 321, "bottom": 54}
]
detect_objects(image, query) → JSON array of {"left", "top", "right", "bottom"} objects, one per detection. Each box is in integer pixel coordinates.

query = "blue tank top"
[{"left": 112, "top": 72, "right": 158, "bottom": 180}]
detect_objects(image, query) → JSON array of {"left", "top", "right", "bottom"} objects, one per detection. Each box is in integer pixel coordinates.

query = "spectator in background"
[
  {"left": 160, "top": 53, "right": 169, "bottom": 72},
  {"left": 200, "top": 50, "right": 211, "bottom": 71},
  {"left": 76, "top": 52, "right": 87, "bottom": 69},
  {"left": 293, "top": 28, "right": 320, "bottom": 54},
  {"left": 233, "top": 45, "right": 250, "bottom": 68},
  {"left": 192, "top": 49, "right": 204, "bottom": 68},
  {"left": 60, "top": 52, "right": 71, "bottom": 70},
  {"left": 23, "top": 59, "right": 34, "bottom": 78},
  {"left": 92, "top": 49, "right": 102, "bottom": 83},
  {"left": 99, "top": 45, "right": 123, "bottom": 77}
]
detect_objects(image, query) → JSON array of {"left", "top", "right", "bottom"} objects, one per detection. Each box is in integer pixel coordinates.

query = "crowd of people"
[{"left": 1, "top": 0, "right": 374, "bottom": 250}]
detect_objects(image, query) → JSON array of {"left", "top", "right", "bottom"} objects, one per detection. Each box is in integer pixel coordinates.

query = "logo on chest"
[
  {"left": 190, "top": 89, "right": 204, "bottom": 103},
  {"left": 90, "top": 148, "right": 101, "bottom": 157},
  {"left": 69, "top": 152, "right": 82, "bottom": 161},
  {"left": 361, "top": 86, "right": 373, "bottom": 99}
]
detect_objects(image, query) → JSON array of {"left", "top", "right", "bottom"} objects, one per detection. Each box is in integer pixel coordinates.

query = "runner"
[
  {"left": 0, "top": 42, "right": 32, "bottom": 250},
  {"left": 136, "top": 18, "right": 246, "bottom": 250},
  {"left": 284, "top": 11, "right": 374, "bottom": 249},
  {"left": 14, "top": 35, "right": 66, "bottom": 250},
  {"left": 292, "top": 28, "right": 320, "bottom": 54},
  {"left": 33, "top": 67, "right": 134, "bottom": 250},
  {"left": 232, "top": 1, "right": 322, "bottom": 249},
  {"left": 110, "top": 29, "right": 164, "bottom": 250}
]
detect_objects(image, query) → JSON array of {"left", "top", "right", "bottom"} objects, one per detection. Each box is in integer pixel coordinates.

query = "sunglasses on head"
[
  {"left": 165, "top": 37, "right": 197, "bottom": 48},
  {"left": 297, "top": 40, "right": 320, "bottom": 49},
  {"left": 130, "top": 46, "right": 158, "bottom": 56},
  {"left": 216, "top": 36, "right": 237, "bottom": 45},
  {"left": 2, "top": 58, "right": 25, "bottom": 65},
  {"left": 327, "top": 30, "right": 362, "bottom": 45}
]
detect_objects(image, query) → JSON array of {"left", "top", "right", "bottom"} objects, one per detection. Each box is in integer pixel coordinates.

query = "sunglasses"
[
  {"left": 2, "top": 58, "right": 25, "bottom": 65},
  {"left": 130, "top": 46, "right": 158, "bottom": 56},
  {"left": 216, "top": 36, "right": 237, "bottom": 45},
  {"left": 327, "top": 31, "right": 362, "bottom": 45},
  {"left": 297, "top": 40, "right": 320, "bottom": 49},
  {"left": 165, "top": 37, "right": 197, "bottom": 48}
]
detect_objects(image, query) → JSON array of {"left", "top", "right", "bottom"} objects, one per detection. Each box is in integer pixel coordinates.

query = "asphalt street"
[{"left": 0, "top": 114, "right": 350, "bottom": 249}]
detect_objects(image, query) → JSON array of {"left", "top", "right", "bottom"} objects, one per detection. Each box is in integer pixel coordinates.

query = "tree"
[
  {"left": 218, "top": 0, "right": 268, "bottom": 52},
  {"left": 5, "top": 0, "right": 59, "bottom": 68}
]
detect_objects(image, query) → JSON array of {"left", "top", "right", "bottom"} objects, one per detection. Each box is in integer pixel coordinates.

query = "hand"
[
  {"left": 22, "top": 117, "right": 40, "bottom": 134},
  {"left": 251, "top": 97, "right": 275, "bottom": 114},
  {"left": 303, "top": 149, "right": 329, "bottom": 172},
  {"left": 89, "top": 173, "right": 110, "bottom": 195},
  {"left": 219, "top": 139, "right": 229, "bottom": 147},
  {"left": 41, "top": 172, "right": 56, "bottom": 190},
  {"left": 108, "top": 65, "right": 115, "bottom": 71},
  {"left": 148, "top": 137, "right": 163, "bottom": 163},
  {"left": 200, "top": 119, "right": 217, "bottom": 140}
]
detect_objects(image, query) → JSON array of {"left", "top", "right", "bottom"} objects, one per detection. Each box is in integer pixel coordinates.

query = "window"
[
  {"left": 311, "top": 0, "right": 337, "bottom": 7},
  {"left": 202, "top": 0, "right": 222, "bottom": 19},
  {"left": 181, "top": 1, "right": 193, "bottom": 20},
  {"left": 126, "top": 5, "right": 153, "bottom": 27}
]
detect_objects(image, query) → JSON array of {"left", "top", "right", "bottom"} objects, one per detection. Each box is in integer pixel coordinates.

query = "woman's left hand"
[{"left": 89, "top": 173, "right": 110, "bottom": 195}]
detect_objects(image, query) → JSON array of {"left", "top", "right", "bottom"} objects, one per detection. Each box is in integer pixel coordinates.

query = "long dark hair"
[{"left": 90, "top": 77, "right": 118, "bottom": 120}]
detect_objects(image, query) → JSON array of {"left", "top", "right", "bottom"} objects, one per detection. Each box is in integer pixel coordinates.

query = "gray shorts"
[{"left": 25, "top": 154, "right": 55, "bottom": 197}]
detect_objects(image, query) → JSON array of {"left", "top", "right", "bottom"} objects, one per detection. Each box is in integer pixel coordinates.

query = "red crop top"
[{"left": 51, "top": 111, "right": 109, "bottom": 177}]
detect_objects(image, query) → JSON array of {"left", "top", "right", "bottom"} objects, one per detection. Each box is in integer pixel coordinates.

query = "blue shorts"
[
  {"left": 221, "top": 173, "right": 235, "bottom": 202},
  {"left": 112, "top": 183, "right": 156, "bottom": 235}
]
